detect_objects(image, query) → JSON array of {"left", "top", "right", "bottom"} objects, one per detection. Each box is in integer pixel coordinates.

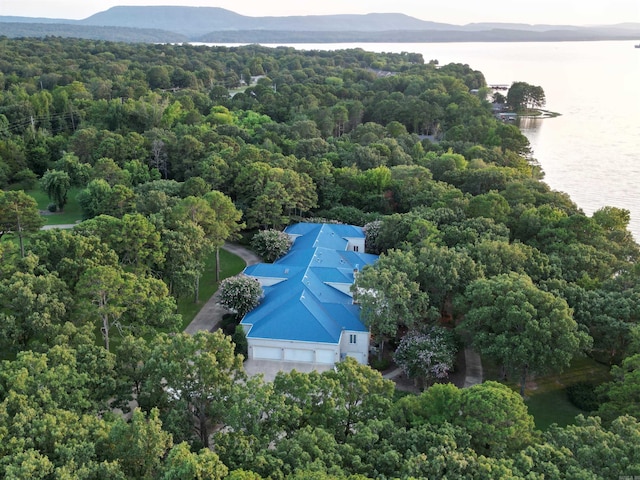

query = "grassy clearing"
[
  {"left": 176, "top": 247, "right": 246, "bottom": 330},
  {"left": 229, "top": 86, "right": 250, "bottom": 97},
  {"left": 27, "top": 186, "right": 83, "bottom": 225},
  {"left": 526, "top": 389, "right": 586, "bottom": 430},
  {"left": 482, "top": 355, "right": 610, "bottom": 430}
]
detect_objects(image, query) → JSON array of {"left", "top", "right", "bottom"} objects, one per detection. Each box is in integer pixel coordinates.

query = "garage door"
[
  {"left": 316, "top": 349, "right": 336, "bottom": 364},
  {"left": 283, "top": 348, "right": 314, "bottom": 362},
  {"left": 253, "top": 346, "right": 282, "bottom": 360}
]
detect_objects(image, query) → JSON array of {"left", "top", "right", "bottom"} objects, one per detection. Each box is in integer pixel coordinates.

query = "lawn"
[
  {"left": 27, "top": 186, "right": 83, "bottom": 225},
  {"left": 523, "top": 356, "right": 611, "bottom": 429},
  {"left": 526, "top": 389, "right": 586, "bottom": 430},
  {"left": 176, "top": 247, "right": 246, "bottom": 329},
  {"left": 483, "top": 356, "right": 611, "bottom": 430}
]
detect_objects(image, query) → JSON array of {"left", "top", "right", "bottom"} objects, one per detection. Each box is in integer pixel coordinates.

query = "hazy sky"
[{"left": 1, "top": 0, "right": 639, "bottom": 25}]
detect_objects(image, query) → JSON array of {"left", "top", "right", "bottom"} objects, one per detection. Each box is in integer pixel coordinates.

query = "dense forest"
[{"left": 0, "top": 37, "right": 639, "bottom": 479}]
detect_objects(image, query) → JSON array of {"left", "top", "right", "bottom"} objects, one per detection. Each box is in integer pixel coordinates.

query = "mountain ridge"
[{"left": 1, "top": 6, "right": 638, "bottom": 43}]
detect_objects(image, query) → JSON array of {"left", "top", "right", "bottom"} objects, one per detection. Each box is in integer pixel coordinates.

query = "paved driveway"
[{"left": 183, "top": 243, "right": 261, "bottom": 335}]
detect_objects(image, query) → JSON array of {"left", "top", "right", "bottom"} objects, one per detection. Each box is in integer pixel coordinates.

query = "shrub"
[
  {"left": 364, "top": 220, "right": 382, "bottom": 254},
  {"left": 220, "top": 313, "right": 239, "bottom": 335},
  {"left": 47, "top": 203, "right": 58, "bottom": 213},
  {"left": 232, "top": 325, "right": 248, "bottom": 357},
  {"left": 566, "top": 381, "right": 601, "bottom": 412},
  {"left": 369, "top": 357, "right": 391, "bottom": 371}
]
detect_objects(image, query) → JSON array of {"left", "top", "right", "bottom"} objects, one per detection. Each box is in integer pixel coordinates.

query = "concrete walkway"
[
  {"left": 463, "top": 347, "right": 483, "bottom": 387},
  {"left": 183, "top": 243, "right": 261, "bottom": 335},
  {"left": 382, "top": 367, "right": 403, "bottom": 380}
]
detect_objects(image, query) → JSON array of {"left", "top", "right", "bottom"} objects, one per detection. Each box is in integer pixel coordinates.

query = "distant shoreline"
[
  {"left": 1, "top": 7, "right": 638, "bottom": 45},
  {"left": 195, "top": 31, "right": 640, "bottom": 45},
  {"left": 519, "top": 109, "right": 561, "bottom": 119}
]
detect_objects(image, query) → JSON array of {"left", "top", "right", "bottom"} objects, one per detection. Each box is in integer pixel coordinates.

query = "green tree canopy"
[
  {"left": 597, "top": 353, "right": 640, "bottom": 422},
  {"left": 457, "top": 272, "right": 592, "bottom": 396},
  {"left": 0, "top": 189, "right": 44, "bottom": 257},
  {"left": 352, "top": 249, "right": 432, "bottom": 359},
  {"left": 144, "top": 331, "right": 245, "bottom": 448},
  {"left": 506, "top": 81, "right": 546, "bottom": 112}
]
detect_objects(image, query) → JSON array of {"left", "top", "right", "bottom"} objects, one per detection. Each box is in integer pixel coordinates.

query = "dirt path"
[{"left": 183, "top": 243, "right": 261, "bottom": 334}]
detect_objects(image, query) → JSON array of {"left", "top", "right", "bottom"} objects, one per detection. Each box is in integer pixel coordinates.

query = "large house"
[{"left": 240, "top": 223, "right": 378, "bottom": 367}]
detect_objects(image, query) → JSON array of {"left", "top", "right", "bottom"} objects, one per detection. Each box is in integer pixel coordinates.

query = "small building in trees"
[{"left": 241, "top": 223, "right": 377, "bottom": 367}]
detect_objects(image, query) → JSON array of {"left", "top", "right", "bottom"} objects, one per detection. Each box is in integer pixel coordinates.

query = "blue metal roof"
[
  {"left": 243, "top": 263, "right": 303, "bottom": 280},
  {"left": 244, "top": 285, "right": 344, "bottom": 343},
  {"left": 285, "top": 223, "right": 366, "bottom": 252},
  {"left": 241, "top": 223, "right": 376, "bottom": 344}
]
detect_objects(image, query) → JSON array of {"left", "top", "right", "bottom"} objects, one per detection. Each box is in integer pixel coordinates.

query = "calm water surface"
[{"left": 218, "top": 41, "right": 640, "bottom": 240}]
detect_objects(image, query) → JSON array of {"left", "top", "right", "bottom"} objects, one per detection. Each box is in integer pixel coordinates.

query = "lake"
[{"left": 214, "top": 41, "right": 640, "bottom": 240}]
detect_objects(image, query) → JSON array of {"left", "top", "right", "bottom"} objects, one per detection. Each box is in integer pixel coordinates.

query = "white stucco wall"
[
  {"left": 339, "top": 330, "right": 369, "bottom": 365},
  {"left": 344, "top": 236, "right": 365, "bottom": 252}
]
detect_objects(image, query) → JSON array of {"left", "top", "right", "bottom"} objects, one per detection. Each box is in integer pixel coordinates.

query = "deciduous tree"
[
  {"left": 40, "top": 169, "right": 71, "bottom": 211},
  {"left": 455, "top": 381, "right": 535, "bottom": 456},
  {"left": 544, "top": 414, "right": 640, "bottom": 479},
  {"left": 162, "top": 442, "right": 229, "bottom": 480},
  {"left": 0, "top": 189, "right": 44, "bottom": 257},
  {"left": 506, "top": 81, "right": 546, "bottom": 112},
  {"left": 457, "top": 272, "right": 592, "bottom": 396},
  {"left": 145, "top": 331, "right": 246, "bottom": 448},
  {"left": 0, "top": 271, "right": 72, "bottom": 350},
  {"left": 75, "top": 265, "right": 179, "bottom": 350},
  {"left": 108, "top": 408, "right": 173, "bottom": 480},
  {"left": 353, "top": 249, "right": 432, "bottom": 359},
  {"left": 596, "top": 353, "right": 640, "bottom": 422}
]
